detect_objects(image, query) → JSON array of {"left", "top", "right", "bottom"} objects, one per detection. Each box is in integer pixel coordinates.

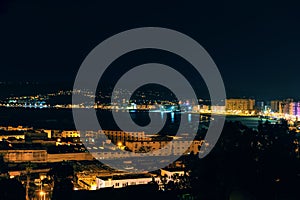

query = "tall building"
[
  {"left": 270, "top": 100, "right": 283, "bottom": 113},
  {"left": 225, "top": 99, "right": 255, "bottom": 113},
  {"left": 289, "top": 102, "right": 300, "bottom": 116},
  {"left": 282, "top": 99, "right": 294, "bottom": 114},
  {"left": 255, "top": 101, "right": 265, "bottom": 112}
]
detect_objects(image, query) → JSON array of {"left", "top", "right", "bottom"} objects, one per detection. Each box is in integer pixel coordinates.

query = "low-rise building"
[
  {"left": 0, "top": 150, "right": 47, "bottom": 163},
  {"left": 0, "top": 126, "right": 33, "bottom": 131},
  {"left": 61, "top": 130, "right": 80, "bottom": 138},
  {"left": 0, "top": 130, "right": 25, "bottom": 141},
  {"left": 47, "top": 152, "right": 93, "bottom": 162},
  {"left": 125, "top": 139, "right": 205, "bottom": 155},
  {"left": 96, "top": 173, "right": 156, "bottom": 189},
  {"left": 82, "top": 130, "right": 150, "bottom": 145}
]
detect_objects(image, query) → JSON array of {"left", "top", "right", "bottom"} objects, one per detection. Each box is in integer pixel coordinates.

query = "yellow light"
[
  {"left": 117, "top": 142, "right": 122, "bottom": 147},
  {"left": 39, "top": 191, "right": 45, "bottom": 196},
  {"left": 90, "top": 184, "right": 97, "bottom": 190}
]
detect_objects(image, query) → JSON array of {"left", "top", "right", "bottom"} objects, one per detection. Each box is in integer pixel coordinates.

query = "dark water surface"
[{"left": 0, "top": 107, "right": 261, "bottom": 132}]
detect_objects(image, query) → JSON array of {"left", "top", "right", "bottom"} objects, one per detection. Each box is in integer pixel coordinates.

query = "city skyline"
[
  {"left": 1, "top": 2, "right": 300, "bottom": 199},
  {"left": 1, "top": 1, "right": 300, "bottom": 99}
]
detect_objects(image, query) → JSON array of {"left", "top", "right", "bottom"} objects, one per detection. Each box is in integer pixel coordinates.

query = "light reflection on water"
[{"left": 0, "top": 107, "right": 275, "bottom": 131}]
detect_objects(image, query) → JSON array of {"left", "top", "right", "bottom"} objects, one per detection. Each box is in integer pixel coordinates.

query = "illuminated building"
[
  {"left": 0, "top": 150, "right": 93, "bottom": 163},
  {"left": 0, "top": 126, "right": 33, "bottom": 131},
  {"left": 283, "top": 99, "right": 294, "bottom": 114},
  {"left": 43, "top": 130, "right": 80, "bottom": 138},
  {"left": 225, "top": 99, "right": 255, "bottom": 113},
  {"left": 61, "top": 130, "right": 80, "bottom": 138},
  {"left": 125, "top": 139, "right": 205, "bottom": 155},
  {"left": 270, "top": 100, "right": 283, "bottom": 113},
  {"left": 0, "top": 130, "right": 25, "bottom": 141},
  {"left": 96, "top": 173, "right": 156, "bottom": 189},
  {"left": 289, "top": 102, "right": 300, "bottom": 116},
  {"left": 47, "top": 152, "right": 93, "bottom": 162},
  {"left": 42, "top": 129, "right": 53, "bottom": 138},
  {"left": 99, "top": 130, "right": 149, "bottom": 144},
  {"left": 211, "top": 105, "right": 226, "bottom": 113},
  {"left": 0, "top": 150, "right": 47, "bottom": 163}
]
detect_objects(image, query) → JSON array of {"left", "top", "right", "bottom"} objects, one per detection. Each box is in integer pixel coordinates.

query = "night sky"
[{"left": 0, "top": 0, "right": 300, "bottom": 100}]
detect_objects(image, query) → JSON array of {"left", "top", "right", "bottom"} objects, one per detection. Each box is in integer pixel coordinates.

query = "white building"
[{"left": 96, "top": 173, "right": 157, "bottom": 189}]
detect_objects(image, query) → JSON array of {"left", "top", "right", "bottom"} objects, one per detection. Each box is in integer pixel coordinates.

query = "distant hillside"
[{"left": 0, "top": 82, "right": 72, "bottom": 99}]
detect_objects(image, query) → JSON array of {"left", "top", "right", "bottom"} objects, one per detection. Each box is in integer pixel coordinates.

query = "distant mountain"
[{"left": 0, "top": 82, "right": 72, "bottom": 98}]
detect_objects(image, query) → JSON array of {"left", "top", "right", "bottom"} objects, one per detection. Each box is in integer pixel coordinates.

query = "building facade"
[
  {"left": 125, "top": 139, "right": 205, "bottom": 155},
  {"left": 0, "top": 150, "right": 47, "bottom": 163},
  {"left": 270, "top": 100, "right": 283, "bottom": 113},
  {"left": 225, "top": 99, "right": 255, "bottom": 113},
  {"left": 96, "top": 174, "right": 156, "bottom": 189},
  {"left": 289, "top": 102, "right": 300, "bottom": 116}
]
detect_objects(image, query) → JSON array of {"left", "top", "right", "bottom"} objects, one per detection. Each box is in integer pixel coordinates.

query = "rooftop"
[{"left": 97, "top": 173, "right": 153, "bottom": 180}]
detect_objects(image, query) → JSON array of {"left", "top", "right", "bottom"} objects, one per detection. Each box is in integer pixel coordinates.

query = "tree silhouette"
[
  {"left": 0, "top": 178, "right": 25, "bottom": 200},
  {"left": 49, "top": 162, "right": 74, "bottom": 200}
]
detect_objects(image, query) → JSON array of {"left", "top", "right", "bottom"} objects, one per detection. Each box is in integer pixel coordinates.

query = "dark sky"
[{"left": 0, "top": 0, "right": 300, "bottom": 99}]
